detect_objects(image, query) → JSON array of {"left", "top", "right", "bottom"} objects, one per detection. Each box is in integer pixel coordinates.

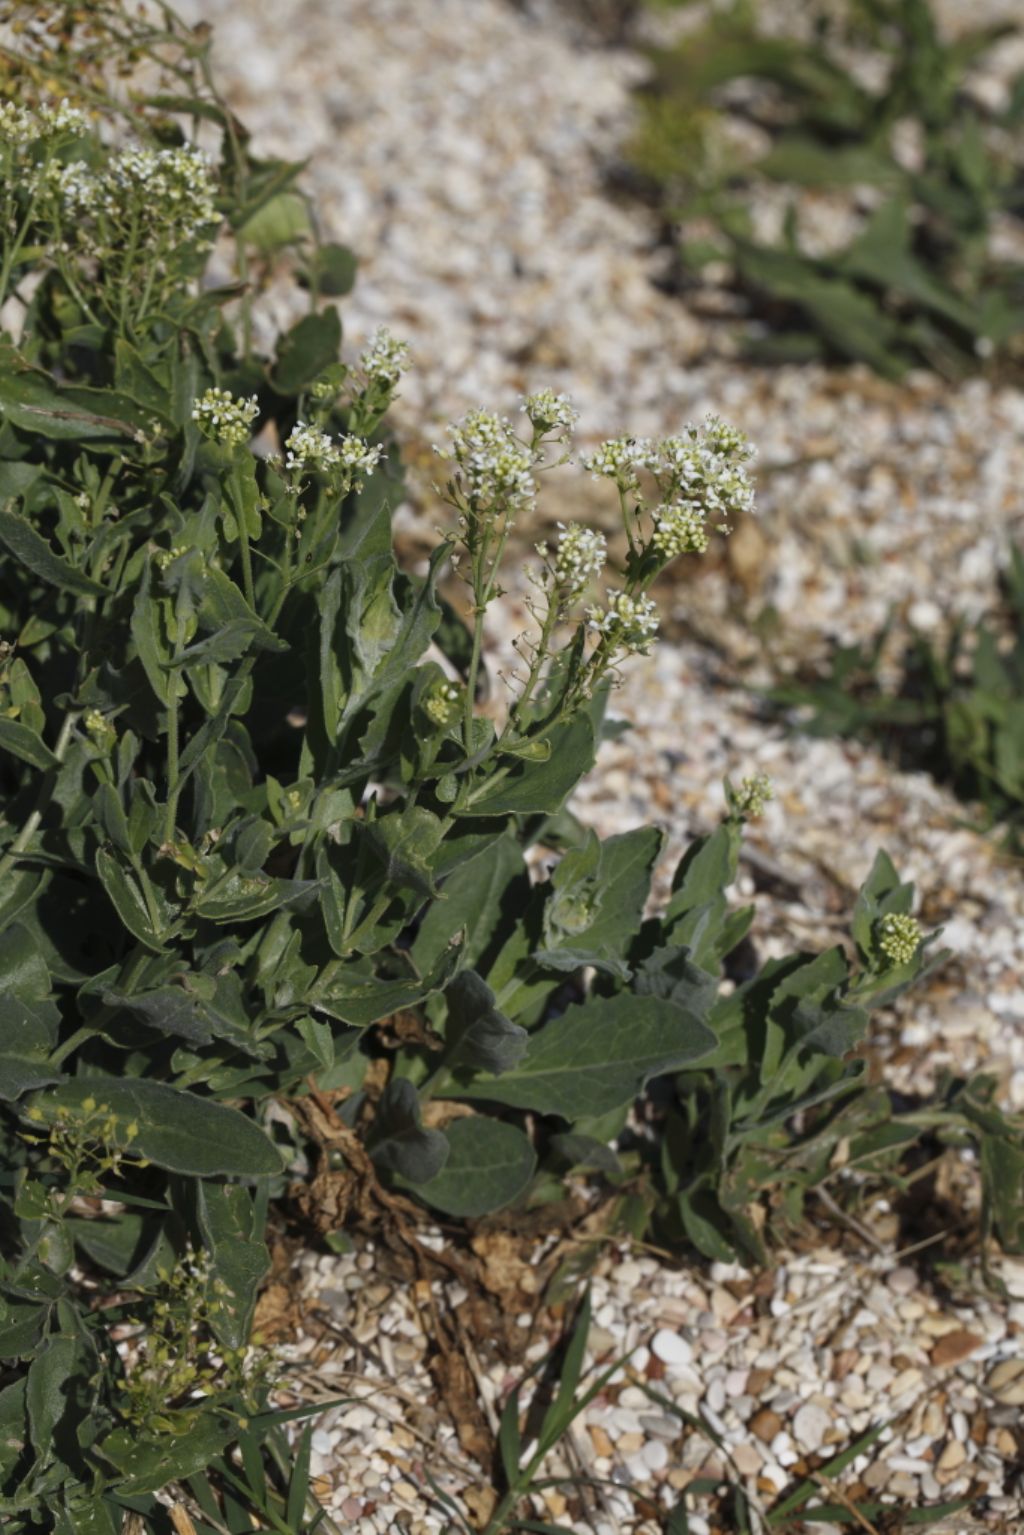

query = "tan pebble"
[
  {"left": 995, "top": 1429, "right": 1017, "bottom": 1457},
  {"left": 747, "top": 1368, "right": 772, "bottom": 1396},
  {"left": 589, "top": 1426, "right": 614, "bottom": 1458},
  {"left": 991, "top": 1380, "right": 1024, "bottom": 1406},
  {"left": 833, "top": 1349, "right": 858, "bottom": 1379},
  {"left": 892, "top": 1367, "right": 923, "bottom": 1395},
  {"left": 310, "top": 1476, "right": 332, "bottom": 1499},
  {"left": 618, "top": 1432, "right": 644, "bottom": 1453},
  {"left": 731, "top": 1443, "right": 763, "bottom": 1476},
  {"left": 392, "top": 1482, "right": 419, "bottom": 1504},
  {"left": 920, "top": 1316, "right": 963, "bottom": 1338},
  {"left": 937, "top": 1439, "right": 966, "bottom": 1472},
  {"left": 543, "top": 1492, "right": 568, "bottom": 1519},
  {"left": 391, "top": 1426, "right": 416, "bottom": 1450},
  {"left": 931, "top": 1330, "right": 983, "bottom": 1367},
  {"left": 711, "top": 1286, "right": 741, "bottom": 1322},
  {"left": 922, "top": 1403, "right": 945, "bottom": 1436},
  {"left": 667, "top": 1468, "right": 692, "bottom": 1490},
  {"left": 987, "top": 1357, "right": 1024, "bottom": 1391},
  {"left": 750, "top": 1408, "right": 782, "bottom": 1443}
]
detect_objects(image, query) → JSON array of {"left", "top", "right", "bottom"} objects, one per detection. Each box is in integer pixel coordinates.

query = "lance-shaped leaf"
[
  {"left": 534, "top": 825, "right": 662, "bottom": 978},
  {"left": 309, "top": 943, "right": 460, "bottom": 1027},
  {"left": 23, "top": 1077, "right": 281, "bottom": 1177},
  {"left": 462, "top": 711, "right": 596, "bottom": 816},
  {"left": 0, "top": 509, "right": 105, "bottom": 597},
  {"left": 457, "top": 994, "right": 715, "bottom": 1120},
  {"left": 197, "top": 1183, "right": 269, "bottom": 1350},
  {"left": 0, "top": 717, "right": 59, "bottom": 773}
]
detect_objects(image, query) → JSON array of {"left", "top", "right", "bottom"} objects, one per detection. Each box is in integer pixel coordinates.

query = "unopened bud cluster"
[
  {"left": 734, "top": 771, "right": 774, "bottom": 819},
  {"left": 360, "top": 327, "right": 412, "bottom": 387},
  {"left": 877, "top": 912, "right": 922, "bottom": 967},
  {"left": 548, "top": 521, "right": 607, "bottom": 598},
  {"left": 424, "top": 680, "right": 461, "bottom": 727},
  {"left": 192, "top": 388, "right": 260, "bottom": 449}
]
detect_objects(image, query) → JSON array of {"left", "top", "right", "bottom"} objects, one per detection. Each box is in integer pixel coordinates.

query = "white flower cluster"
[
  {"left": 0, "top": 97, "right": 87, "bottom": 145},
  {"left": 877, "top": 912, "right": 922, "bottom": 968},
  {"left": 657, "top": 414, "right": 756, "bottom": 529},
  {"left": 360, "top": 327, "right": 411, "bottom": 387},
  {"left": 284, "top": 422, "right": 382, "bottom": 483},
  {"left": 551, "top": 521, "right": 606, "bottom": 597},
  {"left": 522, "top": 389, "right": 578, "bottom": 437},
  {"left": 191, "top": 388, "right": 259, "bottom": 448},
  {"left": 437, "top": 409, "right": 536, "bottom": 513},
  {"left": 580, "top": 437, "right": 654, "bottom": 496},
  {"left": 43, "top": 144, "right": 219, "bottom": 249},
  {"left": 651, "top": 500, "right": 709, "bottom": 558},
  {"left": 588, "top": 589, "right": 659, "bottom": 654},
  {"left": 104, "top": 146, "right": 218, "bottom": 245}
]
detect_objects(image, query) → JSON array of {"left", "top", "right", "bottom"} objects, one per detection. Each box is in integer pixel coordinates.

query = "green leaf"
[
  {"left": 0, "top": 510, "right": 105, "bottom": 597},
  {"left": 196, "top": 1183, "right": 269, "bottom": 1350},
  {"left": 441, "top": 970, "right": 528, "bottom": 1076},
  {"left": 464, "top": 712, "right": 596, "bottom": 816},
  {"left": 410, "top": 1117, "right": 536, "bottom": 1218},
  {"left": 0, "top": 716, "right": 58, "bottom": 773},
  {"left": 94, "top": 849, "right": 168, "bottom": 952},
  {"left": 273, "top": 307, "right": 342, "bottom": 395},
  {"left": 99, "top": 1414, "right": 236, "bottom": 1495},
  {"left": 303, "top": 241, "right": 357, "bottom": 296},
  {"left": 457, "top": 994, "right": 715, "bottom": 1119},
  {"left": 24, "top": 1077, "right": 281, "bottom": 1177},
  {"left": 309, "top": 945, "right": 459, "bottom": 1026},
  {"left": 26, "top": 1335, "right": 76, "bottom": 1454},
  {"left": 0, "top": 993, "right": 64, "bottom": 1100},
  {"left": 238, "top": 190, "right": 312, "bottom": 254},
  {"left": 366, "top": 1079, "right": 449, "bottom": 1183}
]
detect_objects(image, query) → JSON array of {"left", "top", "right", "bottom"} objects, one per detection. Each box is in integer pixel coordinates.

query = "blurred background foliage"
[{"left": 623, "top": 0, "right": 1024, "bottom": 378}]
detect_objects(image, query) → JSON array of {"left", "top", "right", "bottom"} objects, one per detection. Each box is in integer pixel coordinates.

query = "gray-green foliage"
[
  {"left": 631, "top": 0, "right": 1024, "bottom": 377},
  {"left": 1, "top": 4, "right": 1017, "bottom": 1532}
]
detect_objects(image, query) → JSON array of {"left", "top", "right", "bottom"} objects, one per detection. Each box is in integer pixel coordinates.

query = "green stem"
[
  {"left": 163, "top": 679, "right": 181, "bottom": 843},
  {"left": 0, "top": 711, "right": 78, "bottom": 882}
]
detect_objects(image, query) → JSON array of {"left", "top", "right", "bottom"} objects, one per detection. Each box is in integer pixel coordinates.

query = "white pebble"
[
  {"left": 792, "top": 1403, "right": 830, "bottom": 1453},
  {"left": 651, "top": 1328, "right": 693, "bottom": 1368},
  {"left": 642, "top": 1438, "right": 669, "bottom": 1472}
]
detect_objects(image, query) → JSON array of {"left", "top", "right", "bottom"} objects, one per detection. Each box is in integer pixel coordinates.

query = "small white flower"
[
  {"left": 657, "top": 415, "right": 756, "bottom": 528},
  {"left": 551, "top": 521, "right": 606, "bottom": 597},
  {"left": 436, "top": 408, "right": 535, "bottom": 514},
  {"left": 360, "top": 327, "right": 411, "bottom": 387},
  {"left": 284, "top": 422, "right": 381, "bottom": 485},
  {"left": 192, "top": 388, "right": 259, "bottom": 448},
  {"left": 522, "top": 389, "right": 578, "bottom": 436},
  {"left": 587, "top": 589, "right": 659, "bottom": 654},
  {"left": 580, "top": 437, "right": 655, "bottom": 496}
]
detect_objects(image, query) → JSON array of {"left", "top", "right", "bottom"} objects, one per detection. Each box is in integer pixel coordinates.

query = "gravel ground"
[{"left": 176, "top": 0, "right": 1024, "bottom": 1526}]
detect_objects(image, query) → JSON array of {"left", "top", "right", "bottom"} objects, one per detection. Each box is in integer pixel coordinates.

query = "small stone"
[
  {"left": 392, "top": 1482, "right": 419, "bottom": 1504},
  {"left": 937, "top": 1439, "right": 966, "bottom": 1472},
  {"left": 643, "top": 1439, "right": 669, "bottom": 1472},
  {"left": 792, "top": 1403, "right": 830, "bottom": 1453},
  {"left": 986, "top": 1357, "right": 1024, "bottom": 1392},
  {"left": 891, "top": 1367, "right": 923, "bottom": 1396},
  {"left": 731, "top": 1442, "right": 763, "bottom": 1476},
  {"left": 589, "top": 1425, "right": 614, "bottom": 1458},
  {"left": 618, "top": 1431, "right": 644, "bottom": 1454},
  {"left": 750, "top": 1408, "right": 782, "bottom": 1443},
  {"left": 651, "top": 1328, "right": 693, "bottom": 1368},
  {"left": 931, "top": 1330, "right": 983, "bottom": 1367},
  {"left": 886, "top": 1267, "right": 918, "bottom": 1295},
  {"left": 888, "top": 1472, "right": 920, "bottom": 1499},
  {"left": 640, "top": 1414, "right": 679, "bottom": 1441},
  {"left": 340, "top": 1499, "right": 363, "bottom": 1520},
  {"left": 311, "top": 1429, "right": 333, "bottom": 1456},
  {"left": 706, "top": 1378, "right": 727, "bottom": 1414}
]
